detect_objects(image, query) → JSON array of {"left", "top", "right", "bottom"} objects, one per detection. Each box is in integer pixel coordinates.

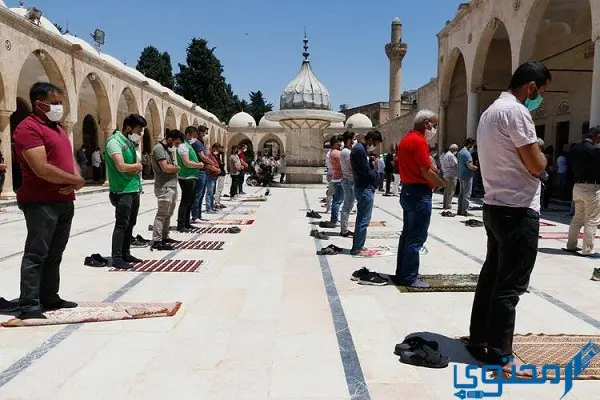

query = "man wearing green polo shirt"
[
  {"left": 176, "top": 126, "right": 204, "bottom": 232},
  {"left": 105, "top": 114, "right": 145, "bottom": 270}
]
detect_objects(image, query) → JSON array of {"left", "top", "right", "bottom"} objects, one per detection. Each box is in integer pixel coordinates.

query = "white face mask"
[
  {"left": 339, "top": 143, "right": 344, "bottom": 150},
  {"left": 425, "top": 127, "right": 438, "bottom": 141},
  {"left": 169, "top": 146, "right": 175, "bottom": 152},
  {"left": 43, "top": 103, "right": 64, "bottom": 122},
  {"left": 367, "top": 145, "right": 376, "bottom": 152},
  {"left": 188, "top": 138, "right": 197, "bottom": 145},
  {"left": 352, "top": 139, "right": 358, "bottom": 147},
  {"left": 129, "top": 133, "right": 141, "bottom": 143}
]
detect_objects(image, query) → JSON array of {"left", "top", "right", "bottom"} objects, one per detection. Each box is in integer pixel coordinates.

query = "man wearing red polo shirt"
[
  {"left": 12, "top": 82, "right": 84, "bottom": 320},
  {"left": 391, "top": 110, "right": 445, "bottom": 289}
]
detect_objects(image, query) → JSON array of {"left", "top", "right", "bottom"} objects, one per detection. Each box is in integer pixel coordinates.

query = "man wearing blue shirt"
[
  {"left": 190, "top": 126, "right": 215, "bottom": 222},
  {"left": 457, "top": 138, "right": 478, "bottom": 216}
]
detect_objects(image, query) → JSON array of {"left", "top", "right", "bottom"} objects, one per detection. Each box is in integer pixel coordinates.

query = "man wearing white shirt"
[
  {"left": 467, "top": 62, "right": 551, "bottom": 376},
  {"left": 91, "top": 147, "right": 102, "bottom": 182},
  {"left": 440, "top": 144, "right": 459, "bottom": 210}
]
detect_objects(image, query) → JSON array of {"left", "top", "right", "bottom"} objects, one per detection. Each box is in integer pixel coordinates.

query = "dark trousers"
[
  {"left": 280, "top": 173, "right": 286, "bottom": 183},
  {"left": 238, "top": 172, "right": 245, "bottom": 193},
  {"left": 469, "top": 204, "right": 539, "bottom": 364},
  {"left": 19, "top": 201, "right": 74, "bottom": 312},
  {"left": 395, "top": 184, "right": 432, "bottom": 284},
  {"left": 230, "top": 174, "right": 241, "bottom": 197},
  {"left": 177, "top": 179, "right": 196, "bottom": 229},
  {"left": 109, "top": 192, "right": 140, "bottom": 261},
  {"left": 385, "top": 172, "right": 393, "bottom": 193},
  {"left": 92, "top": 166, "right": 102, "bottom": 182}
]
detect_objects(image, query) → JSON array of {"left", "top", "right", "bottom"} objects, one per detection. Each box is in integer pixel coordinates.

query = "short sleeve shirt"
[
  {"left": 151, "top": 143, "right": 178, "bottom": 190},
  {"left": 477, "top": 92, "right": 541, "bottom": 212},
  {"left": 340, "top": 148, "right": 353, "bottom": 181},
  {"left": 440, "top": 151, "right": 458, "bottom": 180},
  {"left": 229, "top": 154, "right": 241, "bottom": 175},
  {"left": 13, "top": 115, "right": 75, "bottom": 203},
  {"left": 191, "top": 140, "right": 208, "bottom": 172},
  {"left": 458, "top": 148, "right": 474, "bottom": 179},
  {"left": 397, "top": 130, "right": 432, "bottom": 188}
]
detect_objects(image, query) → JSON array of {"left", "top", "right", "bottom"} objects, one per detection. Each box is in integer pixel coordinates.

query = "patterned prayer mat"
[
  {"left": 368, "top": 231, "right": 400, "bottom": 240},
  {"left": 396, "top": 274, "right": 480, "bottom": 293},
  {"left": 226, "top": 209, "right": 255, "bottom": 215},
  {"left": 147, "top": 226, "right": 233, "bottom": 234},
  {"left": 232, "top": 195, "right": 267, "bottom": 202},
  {"left": 540, "top": 221, "right": 557, "bottom": 227},
  {"left": 109, "top": 259, "right": 203, "bottom": 273},
  {"left": 353, "top": 246, "right": 396, "bottom": 258},
  {"left": 512, "top": 334, "right": 600, "bottom": 379},
  {"left": 195, "top": 219, "right": 254, "bottom": 225},
  {"left": 349, "top": 221, "right": 387, "bottom": 228},
  {"left": 1, "top": 302, "right": 181, "bottom": 327},
  {"left": 539, "top": 233, "right": 598, "bottom": 240},
  {"left": 172, "top": 241, "right": 224, "bottom": 250}
]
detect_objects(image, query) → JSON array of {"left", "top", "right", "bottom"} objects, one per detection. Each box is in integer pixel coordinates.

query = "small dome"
[
  {"left": 10, "top": 7, "right": 61, "bottom": 35},
  {"left": 229, "top": 112, "right": 256, "bottom": 128},
  {"left": 259, "top": 116, "right": 281, "bottom": 128},
  {"left": 63, "top": 34, "right": 99, "bottom": 56},
  {"left": 392, "top": 17, "right": 402, "bottom": 24},
  {"left": 345, "top": 113, "right": 373, "bottom": 129},
  {"left": 330, "top": 121, "right": 345, "bottom": 129}
]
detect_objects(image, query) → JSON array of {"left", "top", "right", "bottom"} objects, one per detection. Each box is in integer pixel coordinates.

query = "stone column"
[
  {"left": 439, "top": 102, "right": 448, "bottom": 149},
  {"left": 467, "top": 91, "right": 480, "bottom": 139},
  {"left": 590, "top": 39, "right": 600, "bottom": 127},
  {"left": 0, "top": 110, "right": 13, "bottom": 198},
  {"left": 385, "top": 18, "right": 407, "bottom": 120}
]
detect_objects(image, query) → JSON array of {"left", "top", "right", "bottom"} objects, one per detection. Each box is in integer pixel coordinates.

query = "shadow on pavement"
[{"left": 399, "top": 331, "right": 478, "bottom": 366}]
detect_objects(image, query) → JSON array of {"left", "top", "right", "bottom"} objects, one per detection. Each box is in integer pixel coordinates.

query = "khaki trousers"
[
  {"left": 567, "top": 183, "right": 600, "bottom": 255},
  {"left": 153, "top": 186, "right": 178, "bottom": 242}
]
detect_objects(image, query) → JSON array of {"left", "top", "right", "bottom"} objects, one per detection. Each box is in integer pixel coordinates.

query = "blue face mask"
[{"left": 524, "top": 86, "right": 544, "bottom": 112}]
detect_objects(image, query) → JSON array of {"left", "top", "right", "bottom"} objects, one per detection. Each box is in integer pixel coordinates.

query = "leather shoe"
[
  {"left": 43, "top": 299, "right": 78, "bottom": 311},
  {"left": 124, "top": 254, "right": 143, "bottom": 263}
]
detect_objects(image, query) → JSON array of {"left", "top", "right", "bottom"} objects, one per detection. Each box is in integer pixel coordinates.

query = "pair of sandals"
[
  {"left": 394, "top": 336, "right": 449, "bottom": 369},
  {"left": 310, "top": 229, "right": 329, "bottom": 240},
  {"left": 84, "top": 253, "right": 108, "bottom": 267},
  {"left": 306, "top": 210, "right": 322, "bottom": 219},
  {"left": 227, "top": 227, "right": 241, "bottom": 234},
  {"left": 319, "top": 221, "right": 337, "bottom": 229},
  {"left": 317, "top": 244, "right": 343, "bottom": 255},
  {"left": 441, "top": 211, "right": 455, "bottom": 217},
  {"left": 463, "top": 219, "right": 484, "bottom": 227}
]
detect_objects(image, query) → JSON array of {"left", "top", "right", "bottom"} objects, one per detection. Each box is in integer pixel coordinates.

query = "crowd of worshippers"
[{"left": 5, "top": 81, "right": 262, "bottom": 320}]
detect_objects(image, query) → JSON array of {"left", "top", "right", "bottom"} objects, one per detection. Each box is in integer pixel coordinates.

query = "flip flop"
[{"left": 399, "top": 345, "right": 449, "bottom": 369}]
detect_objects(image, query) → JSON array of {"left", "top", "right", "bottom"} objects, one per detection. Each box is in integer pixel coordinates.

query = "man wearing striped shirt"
[{"left": 322, "top": 136, "right": 344, "bottom": 228}]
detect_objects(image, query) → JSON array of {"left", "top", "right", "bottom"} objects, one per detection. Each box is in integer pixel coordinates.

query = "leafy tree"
[
  {"left": 175, "top": 38, "right": 240, "bottom": 122},
  {"left": 246, "top": 91, "right": 273, "bottom": 124},
  {"left": 136, "top": 46, "right": 174, "bottom": 89}
]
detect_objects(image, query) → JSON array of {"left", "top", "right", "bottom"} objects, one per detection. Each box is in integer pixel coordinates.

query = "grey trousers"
[
  {"left": 153, "top": 186, "right": 178, "bottom": 242},
  {"left": 458, "top": 177, "right": 473, "bottom": 216},
  {"left": 443, "top": 177, "right": 457, "bottom": 209}
]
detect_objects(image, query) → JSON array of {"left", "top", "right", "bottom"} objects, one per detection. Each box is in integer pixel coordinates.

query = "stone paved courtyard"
[{"left": 0, "top": 185, "right": 598, "bottom": 400}]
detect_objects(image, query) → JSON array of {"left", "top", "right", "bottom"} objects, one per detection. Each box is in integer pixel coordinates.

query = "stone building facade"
[{"left": 0, "top": 3, "right": 226, "bottom": 198}]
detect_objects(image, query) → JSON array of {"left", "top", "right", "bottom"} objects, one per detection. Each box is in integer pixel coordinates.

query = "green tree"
[
  {"left": 136, "top": 46, "right": 174, "bottom": 89},
  {"left": 246, "top": 91, "right": 273, "bottom": 124},
  {"left": 175, "top": 38, "right": 240, "bottom": 122}
]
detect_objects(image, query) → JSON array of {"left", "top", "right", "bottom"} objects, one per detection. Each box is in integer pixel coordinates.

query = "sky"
[{"left": 8, "top": 0, "right": 461, "bottom": 111}]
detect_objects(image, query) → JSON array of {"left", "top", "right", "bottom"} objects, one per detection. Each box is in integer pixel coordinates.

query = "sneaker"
[
  {"left": 124, "top": 254, "right": 143, "bottom": 263},
  {"left": 177, "top": 227, "right": 193, "bottom": 233},
  {"left": 319, "top": 221, "right": 337, "bottom": 229},
  {"left": 151, "top": 241, "right": 175, "bottom": 251},
  {"left": 112, "top": 259, "right": 133, "bottom": 270},
  {"left": 162, "top": 237, "right": 181, "bottom": 244},
  {"left": 592, "top": 268, "right": 600, "bottom": 281},
  {"left": 18, "top": 310, "right": 47, "bottom": 320},
  {"left": 130, "top": 238, "right": 148, "bottom": 248},
  {"left": 135, "top": 235, "right": 151, "bottom": 244},
  {"left": 341, "top": 230, "right": 354, "bottom": 238},
  {"left": 42, "top": 299, "right": 78, "bottom": 311},
  {"left": 351, "top": 267, "right": 371, "bottom": 281}
]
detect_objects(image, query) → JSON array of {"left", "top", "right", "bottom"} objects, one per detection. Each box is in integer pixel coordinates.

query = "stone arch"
[
  {"left": 228, "top": 132, "right": 252, "bottom": 151},
  {"left": 116, "top": 87, "right": 138, "bottom": 130},
  {"left": 192, "top": 117, "right": 199, "bottom": 127},
  {"left": 209, "top": 126, "right": 216, "bottom": 145},
  {"left": 164, "top": 107, "right": 177, "bottom": 132},
  {"left": 180, "top": 113, "right": 190, "bottom": 132},
  {"left": 442, "top": 48, "right": 468, "bottom": 148},
  {"left": 144, "top": 98, "right": 162, "bottom": 147},
  {"left": 16, "top": 50, "right": 72, "bottom": 120},
  {"left": 258, "top": 134, "right": 285, "bottom": 157},
  {"left": 9, "top": 97, "right": 31, "bottom": 191},
  {"left": 74, "top": 72, "right": 112, "bottom": 150}
]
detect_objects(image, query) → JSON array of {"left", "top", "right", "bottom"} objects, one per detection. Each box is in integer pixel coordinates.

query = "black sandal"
[{"left": 399, "top": 344, "right": 449, "bottom": 369}]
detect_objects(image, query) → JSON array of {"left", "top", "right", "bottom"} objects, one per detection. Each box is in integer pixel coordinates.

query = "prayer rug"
[
  {"left": 368, "top": 231, "right": 400, "bottom": 240},
  {"left": 349, "top": 221, "right": 387, "bottom": 228},
  {"left": 147, "top": 226, "right": 232, "bottom": 234},
  {"left": 1, "top": 302, "right": 181, "bottom": 327},
  {"left": 232, "top": 195, "right": 267, "bottom": 202},
  {"left": 353, "top": 246, "right": 396, "bottom": 258},
  {"left": 512, "top": 334, "right": 600, "bottom": 380},
  {"left": 226, "top": 209, "right": 256, "bottom": 215},
  {"left": 396, "top": 274, "right": 479, "bottom": 293},
  {"left": 539, "top": 233, "right": 597, "bottom": 240},
  {"left": 172, "top": 240, "right": 224, "bottom": 250},
  {"left": 109, "top": 259, "right": 203, "bottom": 273},
  {"left": 195, "top": 219, "right": 254, "bottom": 225},
  {"left": 540, "top": 221, "right": 557, "bottom": 227}
]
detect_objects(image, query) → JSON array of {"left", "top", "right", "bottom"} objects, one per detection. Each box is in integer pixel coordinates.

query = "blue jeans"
[
  {"left": 395, "top": 184, "right": 432, "bottom": 284},
  {"left": 205, "top": 177, "right": 216, "bottom": 211},
  {"left": 191, "top": 172, "right": 207, "bottom": 219},
  {"left": 351, "top": 186, "right": 375, "bottom": 253},
  {"left": 330, "top": 181, "right": 344, "bottom": 223},
  {"left": 340, "top": 179, "right": 355, "bottom": 233}
]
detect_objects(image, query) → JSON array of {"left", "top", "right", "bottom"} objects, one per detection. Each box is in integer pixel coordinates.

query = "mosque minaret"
[{"left": 385, "top": 17, "right": 408, "bottom": 120}]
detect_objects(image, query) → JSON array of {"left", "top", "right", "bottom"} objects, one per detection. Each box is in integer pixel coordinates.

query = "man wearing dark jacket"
[{"left": 350, "top": 130, "right": 383, "bottom": 256}]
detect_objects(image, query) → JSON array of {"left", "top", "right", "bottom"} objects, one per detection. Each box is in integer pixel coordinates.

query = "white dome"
[
  {"left": 10, "top": 7, "right": 61, "bottom": 35},
  {"left": 229, "top": 112, "right": 256, "bottom": 128},
  {"left": 63, "top": 34, "right": 99, "bottom": 57},
  {"left": 259, "top": 116, "right": 281, "bottom": 128},
  {"left": 345, "top": 113, "right": 373, "bottom": 129},
  {"left": 330, "top": 121, "right": 345, "bottom": 129}
]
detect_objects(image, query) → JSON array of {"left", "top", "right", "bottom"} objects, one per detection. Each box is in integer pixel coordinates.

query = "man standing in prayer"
[
  {"left": 340, "top": 131, "right": 356, "bottom": 237},
  {"left": 229, "top": 145, "right": 243, "bottom": 197},
  {"left": 13, "top": 82, "right": 83, "bottom": 319},
  {"left": 467, "top": 61, "right": 551, "bottom": 376},
  {"left": 350, "top": 130, "right": 383, "bottom": 256},
  {"left": 565, "top": 126, "right": 600, "bottom": 257},
  {"left": 322, "top": 136, "right": 344, "bottom": 228},
  {"left": 191, "top": 126, "right": 214, "bottom": 222},
  {"left": 105, "top": 114, "right": 145, "bottom": 270},
  {"left": 441, "top": 144, "right": 459, "bottom": 210},
  {"left": 457, "top": 138, "right": 478, "bottom": 216},
  {"left": 176, "top": 126, "right": 204, "bottom": 232},
  {"left": 392, "top": 110, "right": 446, "bottom": 289}
]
